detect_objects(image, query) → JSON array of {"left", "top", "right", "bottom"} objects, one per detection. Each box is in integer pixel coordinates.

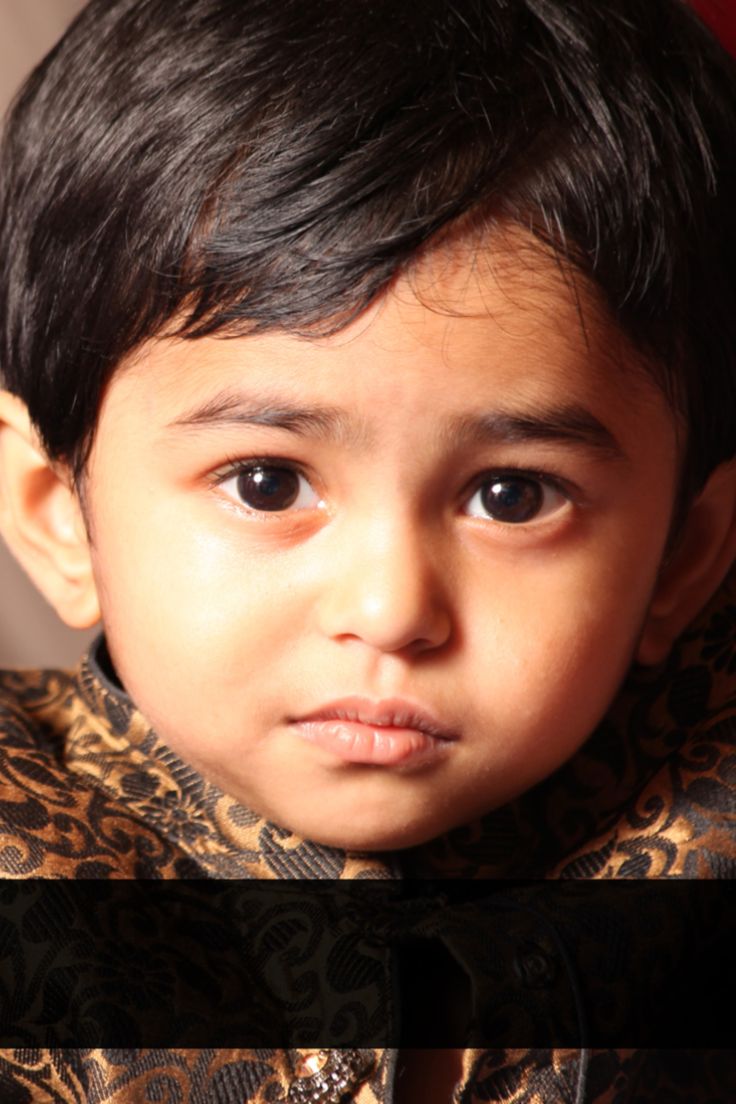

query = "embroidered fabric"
[{"left": 0, "top": 572, "right": 732, "bottom": 1100}]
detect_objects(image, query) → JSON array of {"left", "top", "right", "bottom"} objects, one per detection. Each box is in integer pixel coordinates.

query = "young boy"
[{"left": 0, "top": 0, "right": 734, "bottom": 1100}]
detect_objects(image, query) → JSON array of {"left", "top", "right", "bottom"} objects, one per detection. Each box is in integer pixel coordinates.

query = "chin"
[{"left": 290, "top": 813, "right": 452, "bottom": 853}]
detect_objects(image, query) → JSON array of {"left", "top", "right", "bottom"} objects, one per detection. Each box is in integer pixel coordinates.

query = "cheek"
[
  {"left": 91, "top": 513, "right": 306, "bottom": 696},
  {"left": 463, "top": 549, "right": 657, "bottom": 735}
]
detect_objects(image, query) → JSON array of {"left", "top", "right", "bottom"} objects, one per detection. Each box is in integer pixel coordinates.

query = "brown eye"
[
  {"left": 235, "top": 465, "right": 303, "bottom": 511},
  {"left": 465, "top": 474, "right": 566, "bottom": 524},
  {"left": 480, "top": 477, "right": 542, "bottom": 523}
]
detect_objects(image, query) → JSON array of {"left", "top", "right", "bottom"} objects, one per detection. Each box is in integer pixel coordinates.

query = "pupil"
[
  {"left": 482, "top": 477, "right": 542, "bottom": 523},
  {"left": 237, "top": 466, "right": 300, "bottom": 511}
]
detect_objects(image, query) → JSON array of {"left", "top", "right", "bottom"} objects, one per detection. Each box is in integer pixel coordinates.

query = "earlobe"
[
  {"left": 637, "top": 460, "right": 736, "bottom": 666},
  {"left": 0, "top": 390, "right": 100, "bottom": 629}
]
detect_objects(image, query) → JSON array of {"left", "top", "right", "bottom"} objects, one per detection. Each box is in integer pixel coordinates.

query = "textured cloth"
[{"left": 0, "top": 572, "right": 734, "bottom": 1100}]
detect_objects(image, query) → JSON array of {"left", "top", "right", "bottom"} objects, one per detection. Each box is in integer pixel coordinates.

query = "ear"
[
  {"left": 637, "top": 459, "right": 736, "bottom": 666},
  {"left": 0, "top": 391, "right": 100, "bottom": 629}
]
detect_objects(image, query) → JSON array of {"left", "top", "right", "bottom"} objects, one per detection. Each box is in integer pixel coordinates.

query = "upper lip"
[{"left": 292, "top": 696, "right": 458, "bottom": 741}]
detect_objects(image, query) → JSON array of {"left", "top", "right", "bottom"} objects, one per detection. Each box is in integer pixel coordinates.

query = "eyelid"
[
  {"left": 211, "top": 453, "right": 305, "bottom": 481},
  {"left": 466, "top": 465, "right": 579, "bottom": 499}
]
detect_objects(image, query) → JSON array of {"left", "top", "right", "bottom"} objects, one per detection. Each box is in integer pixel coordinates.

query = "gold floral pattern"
[{"left": 0, "top": 571, "right": 733, "bottom": 1099}]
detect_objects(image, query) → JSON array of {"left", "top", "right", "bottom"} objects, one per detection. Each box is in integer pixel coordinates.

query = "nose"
[{"left": 316, "top": 513, "right": 453, "bottom": 655}]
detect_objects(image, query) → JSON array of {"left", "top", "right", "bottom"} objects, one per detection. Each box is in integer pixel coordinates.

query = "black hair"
[{"left": 0, "top": 0, "right": 734, "bottom": 496}]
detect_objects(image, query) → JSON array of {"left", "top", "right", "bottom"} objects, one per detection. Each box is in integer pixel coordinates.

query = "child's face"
[{"left": 83, "top": 236, "right": 679, "bottom": 849}]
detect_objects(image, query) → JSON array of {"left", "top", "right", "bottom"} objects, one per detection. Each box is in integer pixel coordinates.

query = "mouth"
[{"left": 289, "top": 696, "right": 458, "bottom": 768}]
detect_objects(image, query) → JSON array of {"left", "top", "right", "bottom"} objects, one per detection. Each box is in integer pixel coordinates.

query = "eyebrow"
[
  {"left": 168, "top": 391, "right": 361, "bottom": 446},
  {"left": 167, "top": 391, "right": 626, "bottom": 459},
  {"left": 445, "top": 406, "right": 626, "bottom": 459}
]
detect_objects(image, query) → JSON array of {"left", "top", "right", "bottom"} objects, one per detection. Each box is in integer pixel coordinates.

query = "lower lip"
[{"left": 293, "top": 720, "right": 453, "bottom": 767}]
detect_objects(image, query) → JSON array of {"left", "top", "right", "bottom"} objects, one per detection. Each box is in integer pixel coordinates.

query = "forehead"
[{"left": 99, "top": 230, "right": 675, "bottom": 457}]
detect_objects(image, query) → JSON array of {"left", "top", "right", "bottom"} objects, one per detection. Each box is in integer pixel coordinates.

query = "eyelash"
[{"left": 212, "top": 456, "right": 575, "bottom": 524}]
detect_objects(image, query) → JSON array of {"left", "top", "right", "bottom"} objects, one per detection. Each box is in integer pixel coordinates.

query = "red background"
[{"left": 691, "top": 0, "right": 736, "bottom": 54}]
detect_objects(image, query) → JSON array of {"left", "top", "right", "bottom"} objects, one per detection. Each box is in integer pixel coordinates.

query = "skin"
[{"left": 80, "top": 237, "right": 680, "bottom": 851}]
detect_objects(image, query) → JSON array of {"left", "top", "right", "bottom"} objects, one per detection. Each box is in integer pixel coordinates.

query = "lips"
[{"left": 290, "top": 696, "right": 458, "bottom": 767}]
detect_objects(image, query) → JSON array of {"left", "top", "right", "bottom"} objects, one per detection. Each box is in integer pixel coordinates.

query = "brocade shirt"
[{"left": 0, "top": 572, "right": 733, "bottom": 1101}]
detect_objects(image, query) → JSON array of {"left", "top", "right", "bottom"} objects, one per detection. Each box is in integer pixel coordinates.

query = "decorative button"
[
  {"left": 295, "top": 1052, "right": 331, "bottom": 1079},
  {"left": 512, "top": 940, "right": 557, "bottom": 989},
  {"left": 287, "top": 1049, "right": 375, "bottom": 1104}
]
